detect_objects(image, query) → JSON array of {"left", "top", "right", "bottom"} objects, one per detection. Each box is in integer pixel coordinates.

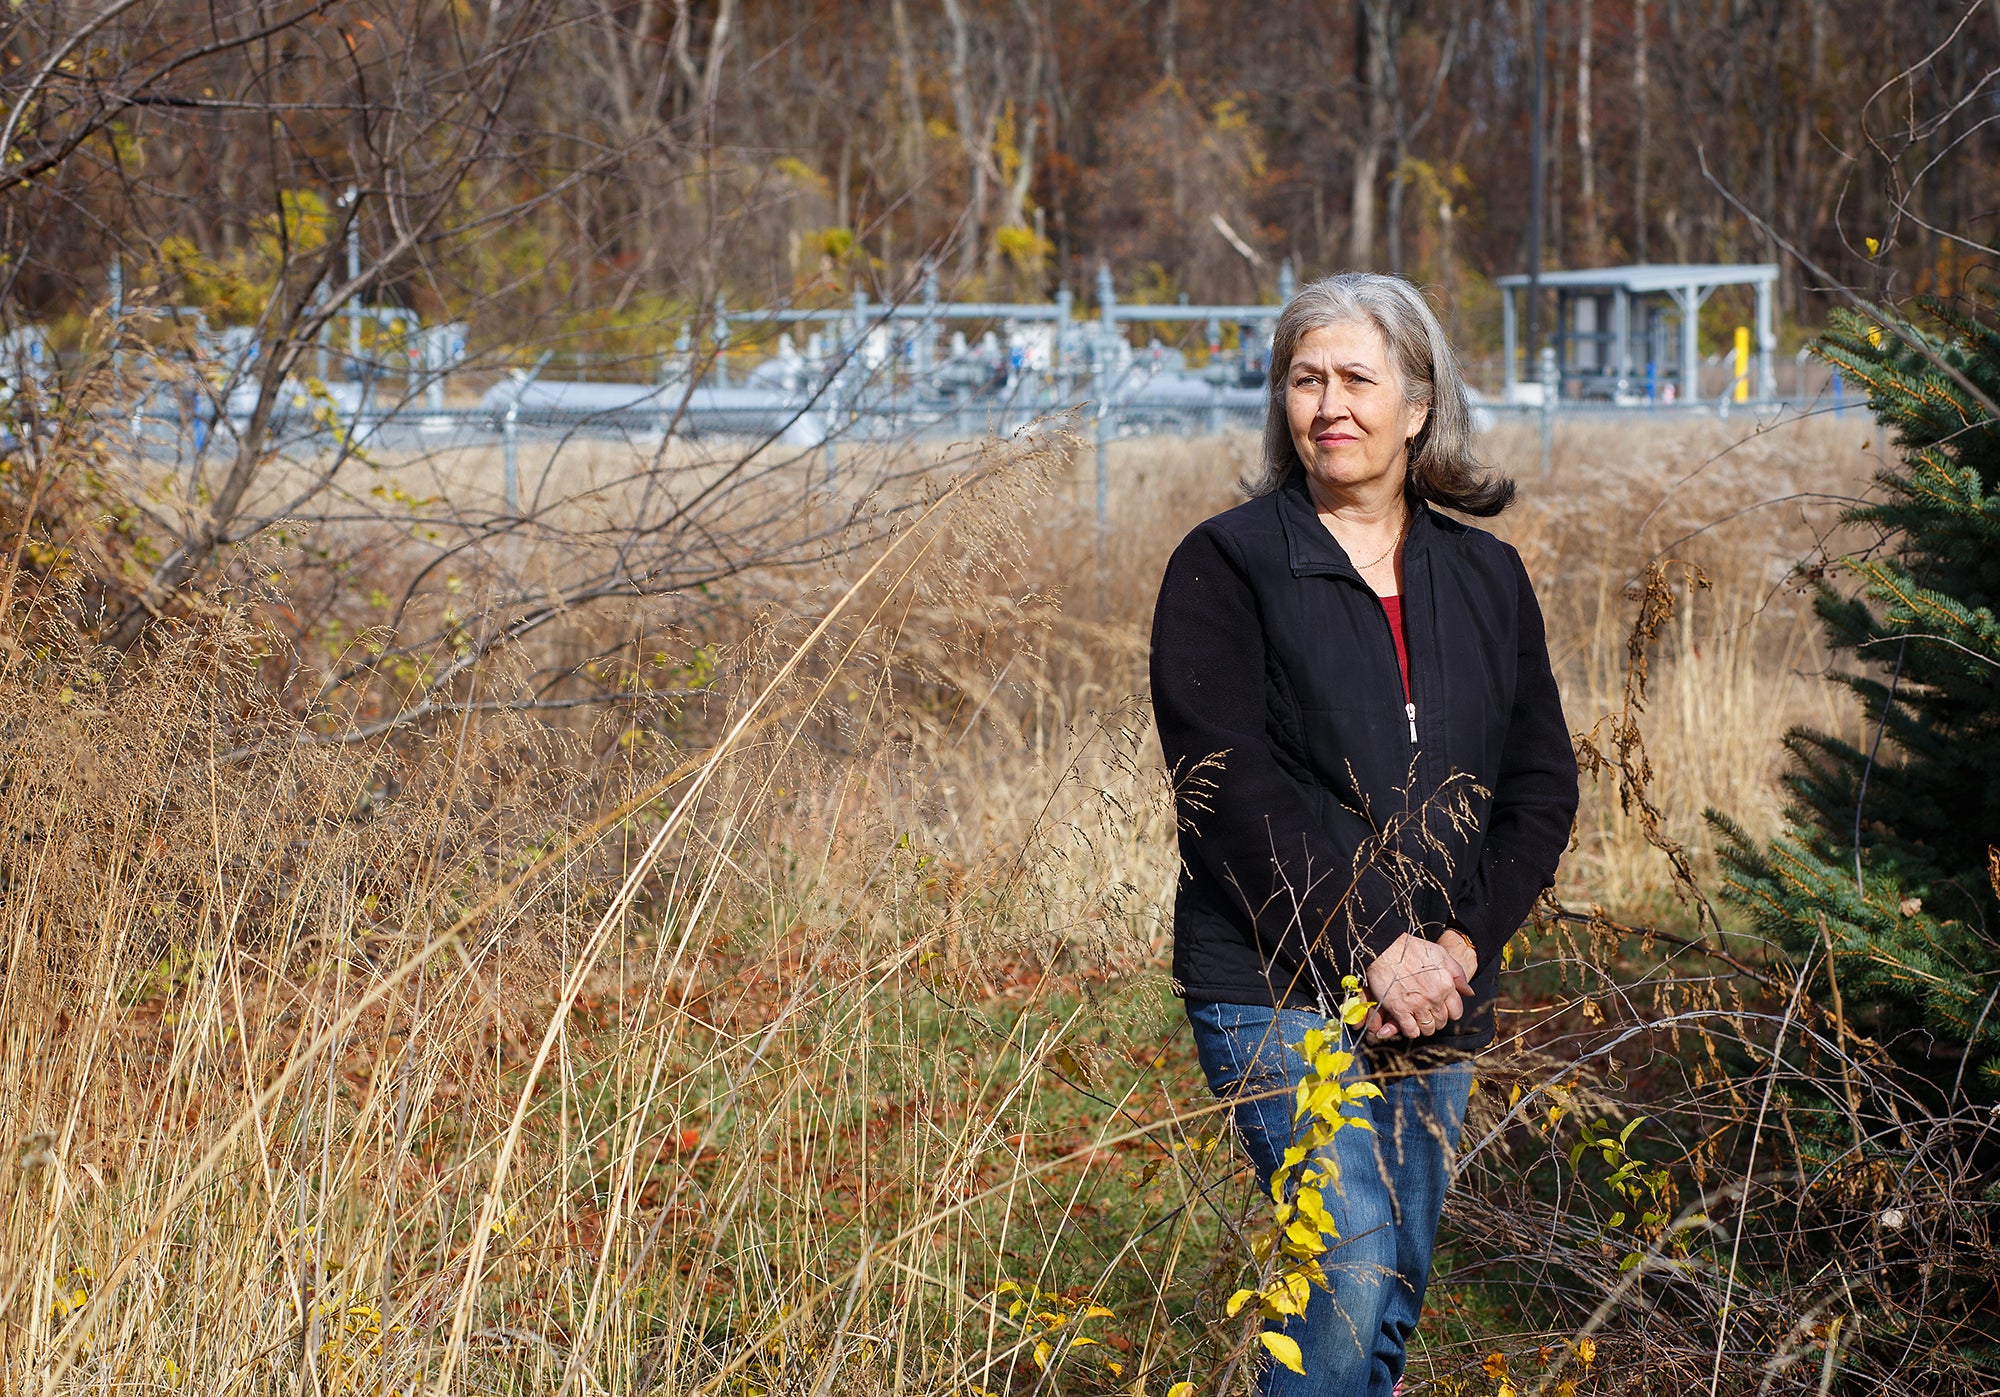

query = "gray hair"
[{"left": 1247, "top": 272, "right": 1514, "bottom": 516}]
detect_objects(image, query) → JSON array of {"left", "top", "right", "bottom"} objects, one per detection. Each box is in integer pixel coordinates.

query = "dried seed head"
[{"left": 16, "top": 1131, "right": 56, "bottom": 1172}]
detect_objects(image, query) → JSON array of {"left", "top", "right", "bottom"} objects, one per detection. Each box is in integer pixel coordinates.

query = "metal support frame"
[
  {"left": 1612, "top": 288, "right": 1631, "bottom": 395},
  {"left": 1755, "top": 279, "right": 1776, "bottom": 400},
  {"left": 1496, "top": 264, "right": 1779, "bottom": 407},
  {"left": 1675, "top": 283, "right": 1705, "bottom": 403}
]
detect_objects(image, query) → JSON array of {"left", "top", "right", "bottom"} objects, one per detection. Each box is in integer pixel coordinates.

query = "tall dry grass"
[{"left": 5, "top": 405, "right": 1948, "bottom": 1396}]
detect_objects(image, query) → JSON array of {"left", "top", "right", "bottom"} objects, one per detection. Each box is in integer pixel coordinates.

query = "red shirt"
[{"left": 1380, "top": 594, "right": 1411, "bottom": 701}]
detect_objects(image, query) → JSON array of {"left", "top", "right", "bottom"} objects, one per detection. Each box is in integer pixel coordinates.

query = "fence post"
[
  {"left": 1095, "top": 408, "right": 1110, "bottom": 531},
  {"left": 503, "top": 401, "right": 519, "bottom": 513},
  {"left": 1538, "top": 344, "right": 1557, "bottom": 476}
]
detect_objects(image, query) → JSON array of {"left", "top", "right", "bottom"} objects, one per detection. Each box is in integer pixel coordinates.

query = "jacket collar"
[{"left": 1274, "top": 468, "right": 1433, "bottom": 579}]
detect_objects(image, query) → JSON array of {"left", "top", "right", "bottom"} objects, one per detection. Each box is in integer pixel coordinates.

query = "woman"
[{"left": 1149, "top": 273, "right": 1577, "bottom": 1397}]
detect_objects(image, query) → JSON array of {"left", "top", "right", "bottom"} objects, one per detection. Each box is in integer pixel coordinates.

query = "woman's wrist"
[{"left": 1437, "top": 925, "right": 1479, "bottom": 979}]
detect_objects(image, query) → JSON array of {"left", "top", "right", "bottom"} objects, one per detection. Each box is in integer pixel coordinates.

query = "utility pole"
[{"left": 1525, "top": 0, "right": 1546, "bottom": 383}]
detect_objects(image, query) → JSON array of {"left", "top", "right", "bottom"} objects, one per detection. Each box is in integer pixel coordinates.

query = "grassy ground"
[{"left": 0, "top": 408, "right": 1888, "bottom": 1393}]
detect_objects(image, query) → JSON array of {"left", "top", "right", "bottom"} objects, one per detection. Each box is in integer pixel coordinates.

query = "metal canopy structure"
[{"left": 1495, "top": 262, "right": 1779, "bottom": 403}]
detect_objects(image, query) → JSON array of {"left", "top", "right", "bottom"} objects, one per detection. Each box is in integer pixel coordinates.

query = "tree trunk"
[
  {"left": 1577, "top": 0, "right": 1598, "bottom": 262},
  {"left": 941, "top": 0, "right": 989, "bottom": 284},
  {"left": 1547, "top": 16, "right": 1569, "bottom": 267},
  {"left": 1348, "top": 0, "right": 1395, "bottom": 270},
  {"left": 1785, "top": 0, "right": 1825, "bottom": 317},
  {"left": 890, "top": 0, "right": 928, "bottom": 184},
  {"left": 1633, "top": 0, "right": 1648, "bottom": 262},
  {"left": 1384, "top": 5, "right": 1406, "bottom": 273}
]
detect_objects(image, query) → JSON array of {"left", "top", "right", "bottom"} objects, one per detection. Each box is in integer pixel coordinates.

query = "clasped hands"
[{"left": 1361, "top": 929, "right": 1478, "bottom": 1041}]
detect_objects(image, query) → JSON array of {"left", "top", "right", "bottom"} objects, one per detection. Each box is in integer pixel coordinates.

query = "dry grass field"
[{"left": 0, "top": 409, "right": 1895, "bottom": 1395}]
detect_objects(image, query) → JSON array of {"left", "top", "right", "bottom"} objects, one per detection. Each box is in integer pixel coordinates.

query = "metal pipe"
[
  {"left": 1539, "top": 344, "right": 1557, "bottom": 475},
  {"left": 344, "top": 186, "right": 361, "bottom": 377},
  {"left": 108, "top": 257, "right": 122, "bottom": 379},
  {"left": 757, "top": 299, "right": 1281, "bottom": 325},
  {"left": 501, "top": 350, "right": 554, "bottom": 514},
  {"left": 1680, "top": 284, "right": 1700, "bottom": 403},
  {"left": 1755, "top": 275, "right": 1776, "bottom": 400},
  {"left": 1095, "top": 403, "right": 1109, "bottom": 531},
  {"left": 1114, "top": 304, "right": 1279, "bottom": 323}
]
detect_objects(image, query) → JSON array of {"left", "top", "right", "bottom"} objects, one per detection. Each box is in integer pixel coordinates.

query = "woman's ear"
[{"left": 1407, "top": 398, "right": 1431, "bottom": 446}]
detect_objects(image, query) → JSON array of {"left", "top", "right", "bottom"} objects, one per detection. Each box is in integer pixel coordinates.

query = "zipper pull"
[{"left": 1406, "top": 701, "right": 1418, "bottom": 744}]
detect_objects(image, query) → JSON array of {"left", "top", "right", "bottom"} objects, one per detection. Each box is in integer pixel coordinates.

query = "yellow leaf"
[
  {"left": 1575, "top": 1336, "right": 1596, "bottom": 1367},
  {"left": 1081, "top": 1304, "right": 1116, "bottom": 1320},
  {"left": 1340, "top": 996, "right": 1371, "bottom": 1026},
  {"left": 1264, "top": 1280, "right": 1307, "bottom": 1317},
  {"left": 1282, "top": 1270, "right": 1314, "bottom": 1311},
  {"left": 1483, "top": 1351, "right": 1509, "bottom": 1379},
  {"left": 1297, "top": 1187, "right": 1333, "bottom": 1228},
  {"left": 1033, "top": 1340, "right": 1051, "bottom": 1369},
  {"left": 1167, "top": 1384, "right": 1196, "bottom": 1397},
  {"left": 1108, "top": 1362, "right": 1125, "bottom": 1378},
  {"left": 1259, "top": 1331, "right": 1306, "bottom": 1375},
  {"left": 1225, "top": 1288, "right": 1259, "bottom": 1318},
  {"left": 1865, "top": 236, "right": 1880, "bottom": 255}
]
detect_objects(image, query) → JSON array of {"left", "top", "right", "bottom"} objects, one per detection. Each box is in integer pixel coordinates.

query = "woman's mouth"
[{"left": 1315, "top": 432, "right": 1358, "bottom": 447}]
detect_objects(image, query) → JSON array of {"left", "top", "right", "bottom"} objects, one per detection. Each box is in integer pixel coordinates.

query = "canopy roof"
[{"left": 1494, "top": 262, "right": 1779, "bottom": 294}]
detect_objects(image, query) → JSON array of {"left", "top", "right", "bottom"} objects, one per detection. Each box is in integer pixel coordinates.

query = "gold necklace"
[{"left": 1332, "top": 508, "right": 1408, "bottom": 573}]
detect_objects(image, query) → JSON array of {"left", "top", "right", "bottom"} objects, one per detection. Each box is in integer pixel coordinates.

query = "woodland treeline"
[{"left": 2, "top": 0, "right": 1997, "bottom": 352}]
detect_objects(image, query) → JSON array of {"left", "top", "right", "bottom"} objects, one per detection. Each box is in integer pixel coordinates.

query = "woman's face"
[{"left": 1284, "top": 319, "right": 1429, "bottom": 501}]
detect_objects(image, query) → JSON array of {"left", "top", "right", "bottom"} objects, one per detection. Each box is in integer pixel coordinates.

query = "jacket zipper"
[
  {"left": 1372, "top": 588, "right": 1417, "bottom": 746},
  {"left": 1322, "top": 567, "right": 1421, "bottom": 748}
]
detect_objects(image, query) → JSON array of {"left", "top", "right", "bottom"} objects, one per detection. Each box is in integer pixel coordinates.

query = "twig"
[{"left": 1708, "top": 949, "right": 1816, "bottom": 1397}]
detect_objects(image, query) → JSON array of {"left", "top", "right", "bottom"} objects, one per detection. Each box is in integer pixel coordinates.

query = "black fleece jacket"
[{"left": 1148, "top": 472, "right": 1578, "bottom": 1052}]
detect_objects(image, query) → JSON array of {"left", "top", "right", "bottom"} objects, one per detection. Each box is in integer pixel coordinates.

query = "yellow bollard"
[{"left": 1733, "top": 325, "right": 1751, "bottom": 402}]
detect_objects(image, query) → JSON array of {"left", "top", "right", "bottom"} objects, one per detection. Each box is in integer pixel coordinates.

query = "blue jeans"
[{"left": 1186, "top": 1001, "right": 1473, "bottom": 1397}]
